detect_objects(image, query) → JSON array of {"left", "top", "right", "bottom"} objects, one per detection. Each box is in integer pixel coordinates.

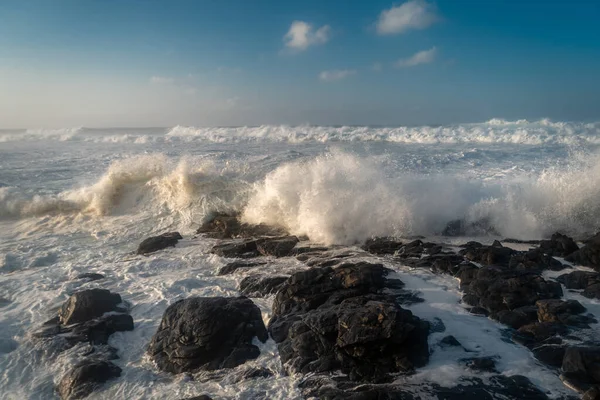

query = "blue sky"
[{"left": 0, "top": 0, "right": 599, "bottom": 127}]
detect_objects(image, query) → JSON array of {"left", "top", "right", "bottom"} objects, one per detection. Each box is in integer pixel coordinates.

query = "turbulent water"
[{"left": 1, "top": 119, "right": 600, "bottom": 399}]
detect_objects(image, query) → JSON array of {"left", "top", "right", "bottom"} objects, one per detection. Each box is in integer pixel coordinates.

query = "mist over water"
[{"left": 1, "top": 120, "right": 600, "bottom": 399}]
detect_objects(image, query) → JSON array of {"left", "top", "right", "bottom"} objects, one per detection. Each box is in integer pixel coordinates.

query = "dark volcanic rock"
[
  {"left": 362, "top": 237, "right": 404, "bottom": 255},
  {"left": 532, "top": 345, "right": 567, "bottom": 367},
  {"left": 442, "top": 218, "right": 498, "bottom": 237},
  {"left": 509, "top": 248, "right": 565, "bottom": 271},
  {"left": 536, "top": 299, "right": 594, "bottom": 327},
  {"left": 460, "top": 242, "right": 516, "bottom": 267},
  {"left": 461, "top": 267, "right": 563, "bottom": 314},
  {"left": 439, "top": 335, "right": 462, "bottom": 348},
  {"left": 256, "top": 236, "right": 299, "bottom": 257},
  {"left": 148, "top": 296, "right": 268, "bottom": 373},
  {"left": 562, "top": 347, "right": 600, "bottom": 391},
  {"left": 566, "top": 232, "right": 600, "bottom": 270},
  {"left": 517, "top": 322, "right": 569, "bottom": 343},
  {"left": 75, "top": 273, "right": 105, "bottom": 282},
  {"left": 136, "top": 232, "right": 182, "bottom": 255},
  {"left": 462, "top": 356, "right": 498, "bottom": 373},
  {"left": 57, "top": 359, "right": 121, "bottom": 400},
  {"left": 539, "top": 232, "right": 579, "bottom": 257},
  {"left": 584, "top": 283, "right": 600, "bottom": 299},
  {"left": 218, "top": 261, "right": 266, "bottom": 275},
  {"left": 557, "top": 271, "right": 600, "bottom": 290},
  {"left": 492, "top": 309, "right": 536, "bottom": 329},
  {"left": 197, "top": 213, "right": 287, "bottom": 239},
  {"left": 269, "top": 262, "right": 429, "bottom": 383},
  {"left": 210, "top": 240, "right": 260, "bottom": 258},
  {"left": 60, "top": 289, "right": 123, "bottom": 325},
  {"left": 239, "top": 275, "right": 289, "bottom": 298}
]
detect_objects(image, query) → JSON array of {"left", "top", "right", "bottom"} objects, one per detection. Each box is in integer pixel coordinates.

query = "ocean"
[{"left": 1, "top": 119, "right": 600, "bottom": 399}]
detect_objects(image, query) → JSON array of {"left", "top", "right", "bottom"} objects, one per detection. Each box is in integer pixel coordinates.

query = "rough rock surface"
[
  {"left": 539, "top": 232, "right": 579, "bottom": 257},
  {"left": 148, "top": 296, "right": 268, "bottom": 373},
  {"left": 197, "top": 213, "right": 287, "bottom": 239},
  {"left": 217, "top": 261, "right": 266, "bottom": 275},
  {"left": 566, "top": 233, "right": 600, "bottom": 270},
  {"left": 362, "top": 237, "right": 404, "bottom": 255},
  {"left": 557, "top": 271, "right": 600, "bottom": 290},
  {"left": 561, "top": 347, "right": 600, "bottom": 393},
  {"left": 239, "top": 275, "right": 289, "bottom": 298},
  {"left": 57, "top": 359, "right": 122, "bottom": 400},
  {"left": 136, "top": 232, "right": 182, "bottom": 255},
  {"left": 60, "top": 289, "right": 123, "bottom": 325},
  {"left": 210, "top": 236, "right": 299, "bottom": 259},
  {"left": 269, "top": 262, "right": 430, "bottom": 383}
]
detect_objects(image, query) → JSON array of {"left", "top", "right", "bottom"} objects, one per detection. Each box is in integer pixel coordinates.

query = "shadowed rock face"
[
  {"left": 239, "top": 275, "right": 289, "bottom": 298},
  {"left": 57, "top": 360, "right": 122, "bottom": 400},
  {"left": 136, "top": 232, "right": 183, "bottom": 255},
  {"left": 148, "top": 296, "right": 268, "bottom": 373},
  {"left": 566, "top": 232, "right": 600, "bottom": 270},
  {"left": 539, "top": 232, "right": 579, "bottom": 257},
  {"left": 210, "top": 236, "right": 299, "bottom": 259},
  {"left": 60, "top": 289, "right": 123, "bottom": 325},
  {"left": 269, "top": 262, "right": 430, "bottom": 383},
  {"left": 197, "top": 213, "right": 288, "bottom": 239}
]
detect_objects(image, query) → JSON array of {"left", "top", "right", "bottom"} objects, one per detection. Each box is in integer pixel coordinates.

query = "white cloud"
[
  {"left": 376, "top": 0, "right": 438, "bottom": 35},
  {"left": 284, "top": 21, "right": 331, "bottom": 51},
  {"left": 372, "top": 62, "right": 383, "bottom": 72},
  {"left": 395, "top": 47, "right": 437, "bottom": 68},
  {"left": 149, "top": 76, "right": 174, "bottom": 85},
  {"left": 319, "top": 69, "right": 356, "bottom": 82}
]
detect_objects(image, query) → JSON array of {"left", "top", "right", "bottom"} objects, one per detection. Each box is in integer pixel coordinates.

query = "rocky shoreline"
[{"left": 36, "top": 214, "right": 600, "bottom": 399}]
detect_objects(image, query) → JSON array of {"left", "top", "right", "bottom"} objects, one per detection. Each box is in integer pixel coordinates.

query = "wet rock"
[
  {"left": 210, "top": 239, "right": 260, "bottom": 258},
  {"left": 439, "top": 335, "right": 462, "bottom": 348},
  {"left": 536, "top": 299, "right": 594, "bottom": 327},
  {"left": 148, "top": 296, "right": 268, "bottom": 373},
  {"left": 182, "top": 396, "right": 214, "bottom": 400},
  {"left": 239, "top": 275, "right": 289, "bottom": 298},
  {"left": 492, "top": 309, "right": 536, "bottom": 329},
  {"left": 584, "top": 283, "right": 600, "bottom": 299},
  {"left": 136, "top": 232, "right": 182, "bottom": 255},
  {"left": 362, "top": 237, "right": 404, "bottom": 255},
  {"left": 217, "top": 261, "right": 266, "bottom": 275},
  {"left": 429, "top": 254, "right": 468, "bottom": 275},
  {"left": 442, "top": 218, "right": 498, "bottom": 237},
  {"left": 396, "top": 240, "right": 426, "bottom": 258},
  {"left": 197, "top": 213, "right": 287, "bottom": 239},
  {"left": 256, "top": 236, "right": 299, "bottom": 257},
  {"left": 461, "top": 267, "right": 562, "bottom": 314},
  {"left": 532, "top": 345, "right": 567, "bottom": 367},
  {"left": 509, "top": 248, "right": 565, "bottom": 271},
  {"left": 57, "top": 359, "right": 121, "bottom": 400},
  {"left": 462, "top": 356, "right": 498, "bottom": 373},
  {"left": 75, "top": 273, "right": 105, "bottom": 282},
  {"left": 468, "top": 307, "right": 489, "bottom": 316},
  {"left": 460, "top": 242, "right": 516, "bottom": 267},
  {"left": 229, "top": 366, "right": 274, "bottom": 382},
  {"left": 59, "top": 289, "right": 124, "bottom": 325},
  {"left": 583, "top": 387, "right": 600, "bottom": 400},
  {"left": 539, "top": 232, "right": 579, "bottom": 257},
  {"left": 566, "top": 232, "right": 600, "bottom": 270},
  {"left": 561, "top": 347, "right": 600, "bottom": 393},
  {"left": 269, "top": 262, "right": 429, "bottom": 383},
  {"left": 557, "top": 271, "right": 600, "bottom": 290},
  {"left": 517, "top": 322, "right": 569, "bottom": 343}
]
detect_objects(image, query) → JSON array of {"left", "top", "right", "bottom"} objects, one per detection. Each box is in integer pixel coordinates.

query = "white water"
[{"left": 1, "top": 120, "right": 600, "bottom": 399}]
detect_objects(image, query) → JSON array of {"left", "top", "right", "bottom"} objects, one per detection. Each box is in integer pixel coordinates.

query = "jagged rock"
[
  {"left": 148, "top": 297, "right": 268, "bottom": 373},
  {"left": 60, "top": 289, "right": 124, "bottom": 325},
  {"left": 429, "top": 254, "right": 468, "bottom": 275},
  {"left": 439, "top": 335, "right": 462, "bottom": 348},
  {"left": 256, "top": 236, "right": 299, "bottom": 257},
  {"left": 517, "top": 322, "right": 569, "bottom": 343},
  {"left": 75, "top": 273, "right": 105, "bottom": 282},
  {"left": 536, "top": 299, "right": 593, "bottom": 327},
  {"left": 396, "top": 240, "right": 426, "bottom": 258},
  {"left": 269, "top": 262, "right": 429, "bottom": 383},
  {"left": 210, "top": 240, "right": 260, "bottom": 258},
  {"left": 442, "top": 218, "right": 498, "bottom": 237},
  {"left": 532, "top": 345, "right": 567, "bottom": 367},
  {"left": 460, "top": 243, "right": 515, "bottom": 267},
  {"left": 218, "top": 261, "right": 266, "bottom": 275},
  {"left": 566, "top": 233, "right": 600, "bottom": 270},
  {"left": 584, "top": 284, "right": 600, "bottom": 299},
  {"left": 583, "top": 387, "right": 600, "bottom": 400},
  {"left": 136, "top": 232, "right": 182, "bottom": 255},
  {"left": 57, "top": 360, "right": 121, "bottom": 400},
  {"left": 509, "top": 248, "right": 565, "bottom": 271},
  {"left": 462, "top": 357, "right": 498, "bottom": 373},
  {"left": 197, "top": 213, "right": 287, "bottom": 239},
  {"left": 239, "top": 275, "right": 289, "bottom": 298},
  {"left": 460, "top": 267, "right": 562, "bottom": 314},
  {"left": 562, "top": 347, "right": 600, "bottom": 391},
  {"left": 492, "top": 306, "right": 537, "bottom": 329},
  {"left": 539, "top": 232, "right": 579, "bottom": 257},
  {"left": 362, "top": 237, "right": 404, "bottom": 255},
  {"left": 557, "top": 271, "right": 600, "bottom": 290}
]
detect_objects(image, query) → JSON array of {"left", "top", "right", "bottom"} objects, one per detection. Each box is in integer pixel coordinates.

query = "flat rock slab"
[{"left": 137, "top": 232, "right": 182, "bottom": 255}]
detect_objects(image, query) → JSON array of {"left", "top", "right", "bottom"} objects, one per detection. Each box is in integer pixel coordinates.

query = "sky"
[{"left": 0, "top": 0, "right": 599, "bottom": 128}]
